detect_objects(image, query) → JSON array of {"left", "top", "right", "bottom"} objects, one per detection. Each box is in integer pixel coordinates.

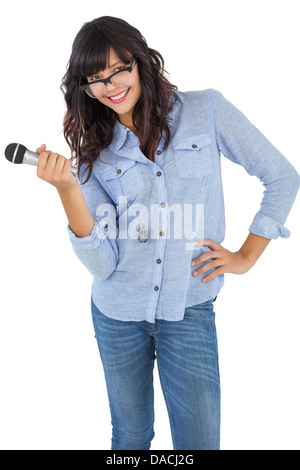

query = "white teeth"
[{"left": 109, "top": 89, "right": 129, "bottom": 101}]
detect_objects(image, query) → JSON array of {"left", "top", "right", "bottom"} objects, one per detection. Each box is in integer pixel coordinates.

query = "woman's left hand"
[{"left": 191, "top": 239, "right": 254, "bottom": 283}]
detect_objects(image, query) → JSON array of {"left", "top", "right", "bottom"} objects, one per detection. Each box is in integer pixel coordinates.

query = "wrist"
[
  {"left": 235, "top": 233, "right": 271, "bottom": 270},
  {"left": 57, "top": 181, "right": 80, "bottom": 197},
  {"left": 56, "top": 181, "right": 94, "bottom": 238},
  {"left": 234, "top": 249, "right": 256, "bottom": 271}
]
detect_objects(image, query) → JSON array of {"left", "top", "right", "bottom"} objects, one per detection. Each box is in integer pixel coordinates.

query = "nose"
[{"left": 104, "top": 81, "right": 119, "bottom": 95}]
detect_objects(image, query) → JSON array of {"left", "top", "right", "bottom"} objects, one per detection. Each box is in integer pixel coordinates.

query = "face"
[{"left": 87, "top": 47, "right": 142, "bottom": 128}]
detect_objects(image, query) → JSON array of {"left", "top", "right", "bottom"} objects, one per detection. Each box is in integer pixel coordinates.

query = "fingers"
[
  {"left": 36, "top": 149, "right": 78, "bottom": 190},
  {"left": 62, "top": 157, "right": 73, "bottom": 177},
  {"left": 192, "top": 238, "right": 224, "bottom": 282},
  {"left": 36, "top": 151, "right": 58, "bottom": 177},
  {"left": 36, "top": 144, "right": 47, "bottom": 154},
  {"left": 194, "top": 238, "right": 221, "bottom": 249},
  {"left": 191, "top": 247, "right": 222, "bottom": 266},
  {"left": 202, "top": 267, "right": 225, "bottom": 283},
  {"left": 192, "top": 259, "right": 222, "bottom": 277},
  {"left": 52, "top": 154, "right": 67, "bottom": 176},
  {"left": 36, "top": 151, "right": 61, "bottom": 178},
  {"left": 191, "top": 238, "right": 249, "bottom": 282}
]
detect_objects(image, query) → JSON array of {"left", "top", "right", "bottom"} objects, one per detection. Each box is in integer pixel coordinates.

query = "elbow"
[
  {"left": 90, "top": 250, "right": 118, "bottom": 280},
  {"left": 274, "top": 167, "right": 300, "bottom": 201},
  {"left": 293, "top": 170, "right": 300, "bottom": 193},
  {"left": 286, "top": 165, "right": 300, "bottom": 190},
  {"left": 93, "top": 264, "right": 116, "bottom": 280},
  {"left": 286, "top": 168, "right": 300, "bottom": 202},
  {"left": 72, "top": 243, "right": 118, "bottom": 280}
]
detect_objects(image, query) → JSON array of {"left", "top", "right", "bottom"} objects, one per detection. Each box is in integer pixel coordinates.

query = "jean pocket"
[{"left": 184, "top": 299, "right": 215, "bottom": 322}]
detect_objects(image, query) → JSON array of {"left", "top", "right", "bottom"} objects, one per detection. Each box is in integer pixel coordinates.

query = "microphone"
[{"left": 4, "top": 143, "right": 78, "bottom": 176}]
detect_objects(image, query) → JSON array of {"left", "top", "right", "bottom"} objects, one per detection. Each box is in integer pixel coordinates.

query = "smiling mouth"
[{"left": 107, "top": 89, "right": 130, "bottom": 103}]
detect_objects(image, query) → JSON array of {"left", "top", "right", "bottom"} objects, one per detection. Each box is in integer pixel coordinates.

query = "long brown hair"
[{"left": 61, "top": 16, "right": 177, "bottom": 183}]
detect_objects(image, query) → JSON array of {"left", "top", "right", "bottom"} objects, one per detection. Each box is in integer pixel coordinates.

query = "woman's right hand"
[{"left": 36, "top": 144, "right": 78, "bottom": 192}]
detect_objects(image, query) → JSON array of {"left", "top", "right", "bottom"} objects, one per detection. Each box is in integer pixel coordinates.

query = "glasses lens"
[
  {"left": 86, "top": 82, "right": 106, "bottom": 99},
  {"left": 85, "top": 67, "right": 134, "bottom": 99},
  {"left": 111, "top": 70, "right": 132, "bottom": 88}
]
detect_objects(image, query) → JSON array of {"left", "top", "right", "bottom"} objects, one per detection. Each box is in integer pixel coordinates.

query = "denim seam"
[
  {"left": 149, "top": 320, "right": 161, "bottom": 335},
  {"left": 206, "top": 89, "right": 218, "bottom": 148},
  {"left": 183, "top": 316, "right": 213, "bottom": 322},
  {"left": 155, "top": 337, "right": 177, "bottom": 450}
]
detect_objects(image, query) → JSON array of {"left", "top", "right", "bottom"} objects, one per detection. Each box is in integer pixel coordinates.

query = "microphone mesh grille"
[{"left": 5, "top": 143, "right": 27, "bottom": 164}]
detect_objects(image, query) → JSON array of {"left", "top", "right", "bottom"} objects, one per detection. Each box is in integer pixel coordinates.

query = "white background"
[{"left": 0, "top": 0, "right": 299, "bottom": 450}]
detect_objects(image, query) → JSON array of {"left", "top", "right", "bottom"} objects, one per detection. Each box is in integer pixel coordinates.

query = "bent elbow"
[
  {"left": 290, "top": 169, "right": 300, "bottom": 193},
  {"left": 92, "top": 251, "right": 118, "bottom": 280},
  {"left": 94, "top": 265, "right": 116, "bottom": 280}
]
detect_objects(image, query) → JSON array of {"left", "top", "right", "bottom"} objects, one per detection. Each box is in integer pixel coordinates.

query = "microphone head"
[{"left": 5, "top": 143, "right": 27, "bottom": 164}]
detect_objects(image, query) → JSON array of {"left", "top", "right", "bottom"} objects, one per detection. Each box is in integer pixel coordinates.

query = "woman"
[{"left": 36, "top": 16, "right": 299, "bottom": 450}]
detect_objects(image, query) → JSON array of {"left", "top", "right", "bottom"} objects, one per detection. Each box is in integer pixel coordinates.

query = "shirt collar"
[
  {"left": 113, "top": 91, "right": 179, "bottom": 152},
  {"left": 167, "top": 90, "right": 178, "bottom": 124},
  {"left": 114, "top": 120, "right": 129, "bottom": 152}
]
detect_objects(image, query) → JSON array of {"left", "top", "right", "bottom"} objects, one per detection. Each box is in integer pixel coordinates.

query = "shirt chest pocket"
[
  {"left": 173, "top": 135, "right": 213, "bottom": 178},
  {"left": 98, "top": 160, "right": 145, "bottom": 203}
]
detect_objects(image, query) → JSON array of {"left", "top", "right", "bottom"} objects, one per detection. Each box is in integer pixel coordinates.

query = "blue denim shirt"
[{"left": 68, "top": 89, "right": 300, "bottom": 322}]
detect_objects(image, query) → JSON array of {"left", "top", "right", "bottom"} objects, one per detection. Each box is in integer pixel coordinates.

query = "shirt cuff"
[
  {"left": 67, "top": 217, "right": 109, "bottom": 249},
  {"left": 249, "top": 212, "right": 290, "bottom": 239}
]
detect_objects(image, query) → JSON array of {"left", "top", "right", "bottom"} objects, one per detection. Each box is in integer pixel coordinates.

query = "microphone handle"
[{"left": 24, "top": 150, "right": 78, "bottom": 176}]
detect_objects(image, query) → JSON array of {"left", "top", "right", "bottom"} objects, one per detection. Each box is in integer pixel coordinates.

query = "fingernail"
[
  {"left": 191, "top": 261, "right": 195, "bottom": 266},
  {"left": 202, "top": 278, "right": 207, "bottom": 282},
  {"left": 193, "top": 271, "right": 198, "bottom": 276}
]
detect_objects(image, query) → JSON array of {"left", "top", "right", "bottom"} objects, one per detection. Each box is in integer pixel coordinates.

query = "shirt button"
[
  {"left": 157, "top": 150, "right": 162, "bottom": 155},
  {"left": 160, "top": 231, "right": 165, "bottom": 236},
  {"left": 156, "top": 259, "right": 161, "bottom": 264},
  {"left": 157, "top": 171, "right": 162, "bottom": 177},
  {"left": 154, "top": 286, "right": 159, "bottom": 291},
  {"left": 117, "top": 169, "right": 122, "bottom": 174},
  {"left": 161, "top": 203, "right": 166, "bottom": 208},
  {"left": 192, "top": 144, "right": 198, "bottom": 149}
]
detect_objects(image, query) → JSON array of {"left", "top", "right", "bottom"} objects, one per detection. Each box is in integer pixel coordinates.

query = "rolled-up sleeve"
[
  {"left": 67, "top": 166, "right": 118, "bottom": 279},
  {"left": 207, "top": 89, "right": 300, "bottom": 239}
]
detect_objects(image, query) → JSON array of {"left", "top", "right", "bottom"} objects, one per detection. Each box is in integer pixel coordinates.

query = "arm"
[
  {"left": 57, "top": 184, "right": 95, "bottom": 238},
  {"left": 36, "top": 144, "right": 94, "bottom": 238},
  {"left": 237, "top": 232, "right": 271, "bottom": 267},
  {"left": 208, "top": 89, "right": 300, "bottom": 239},
  {"left": 36, "top": 145, "right": 118, "bottom": 279},
  {"left": 191, "top": 90, "right": 299, "bottom": 282}
]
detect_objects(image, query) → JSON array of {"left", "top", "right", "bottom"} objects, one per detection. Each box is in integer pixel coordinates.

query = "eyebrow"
[
  {"left": 88, "top": 61, "right": 125, "bottom": 79},
  {"left": 109, "top": 60, "right": 123, "bottom": 69}
]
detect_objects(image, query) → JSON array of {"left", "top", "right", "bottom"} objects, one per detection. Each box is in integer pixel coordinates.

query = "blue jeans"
[{"left": 91, "top": 297, "right": 221, "bottom": 450}]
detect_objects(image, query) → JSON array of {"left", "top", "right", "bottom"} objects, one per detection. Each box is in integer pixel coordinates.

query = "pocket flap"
[
  {"left": 99, "top": 159, "right": 136, "bottom": 182},
  {"left": 172, "top": 134, "right": 213, "bottom": 151}
]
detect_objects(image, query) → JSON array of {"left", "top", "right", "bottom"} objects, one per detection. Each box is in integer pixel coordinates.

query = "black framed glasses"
[{"left": 80, "top": 58, "right": 137, "bottom": 99}]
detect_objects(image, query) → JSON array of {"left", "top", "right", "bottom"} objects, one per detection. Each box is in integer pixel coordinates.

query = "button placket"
[{"left": 152, "top": 162, "right": 166, "bottom": 296}]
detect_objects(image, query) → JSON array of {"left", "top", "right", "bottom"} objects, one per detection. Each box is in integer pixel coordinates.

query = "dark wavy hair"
[{"left": 61, "top": 16, "right": 177, "bottom": 183}]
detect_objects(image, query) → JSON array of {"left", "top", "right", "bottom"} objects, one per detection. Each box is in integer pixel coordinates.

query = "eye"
[
  {"left": 90, "top": 75, "right": 101, "bottom": 82},
  {"left": 115, "top": 65, "right": 127, "bottom": 72}
]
